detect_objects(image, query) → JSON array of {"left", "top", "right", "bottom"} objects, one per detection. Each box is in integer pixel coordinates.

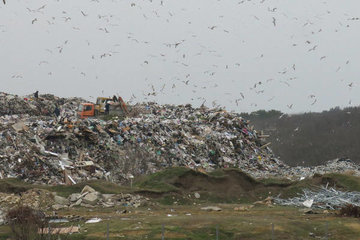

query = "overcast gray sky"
[{"left": 1, "top": 0, "right": 359, "bottom": 113}]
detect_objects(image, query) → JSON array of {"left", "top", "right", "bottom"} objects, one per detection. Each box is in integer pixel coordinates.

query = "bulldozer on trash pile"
[{"left": 78, "top": 96, "right": 128, "bottom": 119}]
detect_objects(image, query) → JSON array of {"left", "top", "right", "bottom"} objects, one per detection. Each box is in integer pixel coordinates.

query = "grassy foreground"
[
  {"left": 1, "top": 205, "right": 360, "bottom": 239},
  {"left": 1, "top": 168, "right": 360, "bottom": 239}
]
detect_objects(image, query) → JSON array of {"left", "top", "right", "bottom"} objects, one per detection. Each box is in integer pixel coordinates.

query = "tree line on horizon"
[{"left": 240, "top": 106, "right": 360, "bottom": 166}]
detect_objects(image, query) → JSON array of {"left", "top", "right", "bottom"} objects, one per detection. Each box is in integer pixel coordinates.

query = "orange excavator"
[{"left": 78, "top": 96, "right": 128, "bottom": 119}]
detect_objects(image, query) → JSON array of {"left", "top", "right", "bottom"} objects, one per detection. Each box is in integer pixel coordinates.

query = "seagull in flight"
[{"left": 272, "top": 17, "right": 276, "bottom": 26}]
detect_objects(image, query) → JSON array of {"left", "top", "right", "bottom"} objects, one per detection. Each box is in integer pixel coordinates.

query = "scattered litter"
[
  {"left": 85, "top": 218, "right": 102, "bottom": 224},
  {"left": 201, "top": 206, "right": 222, "bottom": 211},
  {"left": 234, "top": 205, "right": 254, "bottom": 211},
  {"left": 254, "top": 196, "right": 273, "bottom": 206},
  {"left": 303, "top": 199, "right": 314, "bottom": 208},
  {"left": 39, "top": 226, "right": 79, "bottom": 234},
  {"left": 300, "top": 208, "right": 317, "bottom": 214},
  {"left": 49, "top": 219, "right": 69, "bottom": 223}
]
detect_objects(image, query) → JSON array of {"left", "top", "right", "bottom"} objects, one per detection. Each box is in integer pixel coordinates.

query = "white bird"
[{"left": 267, "top": 96, "right": 275, "bottom": 102}]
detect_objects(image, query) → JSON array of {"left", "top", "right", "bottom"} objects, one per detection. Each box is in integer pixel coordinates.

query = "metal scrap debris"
[{"left": 274, "top": 186, "right": 360, "bottom": 210}]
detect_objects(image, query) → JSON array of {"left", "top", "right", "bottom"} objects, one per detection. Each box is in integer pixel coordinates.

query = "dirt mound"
[
  {"left": 135, "top": 167, "right": 288, "bottom": 201},
  {"left": 0, "top": 179, "right": 29, "bottom": 194},
  {"left": 135, "top": 167, "right": 360, "bottom": 203},
  {"left": 172, "top": 170, "right": 260, "bottom": 198}
]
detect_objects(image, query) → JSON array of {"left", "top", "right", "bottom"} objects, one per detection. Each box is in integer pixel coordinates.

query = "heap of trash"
[
  {"left": 1, "top": 92, "right": 360, "bottom": 185},
  {"left": 0, "top": 92, "right": 84, "bottom": 117},
  {"left": 0, "top": 189, "right": 54, "bottom": 210},
  {"left": 281, "top": 158, "right": 360, "bottom": 180},
  {"left": 0, "top": 185, "right": 145, "bottom": 225},
  {"left": 274, "top": 185, "right": 360, "bottom": 210},
  {"left": 0, "top": 92, "right": 279, "bottom": 184},
  {"left": 52, "top": 185, "right": 145, "bottom": 210}
]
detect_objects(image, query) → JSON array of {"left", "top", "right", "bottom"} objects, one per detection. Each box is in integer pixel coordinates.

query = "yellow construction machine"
[{"left": 78, "top": 96, "right": 128, "bottom": 119}]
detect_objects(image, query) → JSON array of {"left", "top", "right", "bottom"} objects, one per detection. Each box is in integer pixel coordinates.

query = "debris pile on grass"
[
  {"left": 0, "top": 189, "right": 54, "bottom": 210},
  {"left": 0, "top": 185, "right": 145, "bottom": 213},
  {"left": 274, "top": 186, "right": 360, "bottom": 210}
]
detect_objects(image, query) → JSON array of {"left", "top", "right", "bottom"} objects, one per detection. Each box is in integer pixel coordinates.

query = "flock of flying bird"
[{"left": 1, "top": 0, "right": 358, "bottom": 112}]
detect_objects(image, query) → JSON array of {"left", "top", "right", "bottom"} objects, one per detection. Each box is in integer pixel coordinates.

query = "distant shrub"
[
  {"left": 6, "top": 205, "right": 74, "bottom": 240},
  {"left": 339, "top": 204, "right": 360, "bottom": 218},
  {"left": 6, "top": 205, "right": 47, "bottom": 240}
]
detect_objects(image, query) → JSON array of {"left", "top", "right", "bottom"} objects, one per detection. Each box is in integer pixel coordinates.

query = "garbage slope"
[
  {"left": 0, "top": 93, "right": 278, "bottom": 184},
  {"left": 1, "top": 92, "right": 360, "bottom": 185}
]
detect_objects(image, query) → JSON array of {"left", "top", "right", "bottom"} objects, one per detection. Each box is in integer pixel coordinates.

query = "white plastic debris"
[
  {"left": 303, "top": 199, "right": 314, "bottom": 208},
  {"left": 85, "top": 218, "right": 102, "bottom": 224},
  {"left": 49, "top": 219, "right": 69, "bottom": 223}
]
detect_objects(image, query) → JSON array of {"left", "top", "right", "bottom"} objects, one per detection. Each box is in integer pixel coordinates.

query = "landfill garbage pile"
[
  {"left": 0, "top": 92, "right": 84, "bottom": 117},
  {"left": 117, "top": 103, "right": 279, "bottom": 172},
  {"left": 1, "top": 92, "right": 360, "bottom": 184},
  {"left": 274, "top": 186, "right": 360, "bottom": 210},
  {"left": 0, "top": 112, "right": 142, "bottom": 184},
  {"left": 276, "top": 158, "right": 360, "bottom": 180},
  {"left": 239, "top": 158, "right": 360, "bottom": 180},
  {"left": 0, "top": 94, "right": 281, "bottom": 184}
]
